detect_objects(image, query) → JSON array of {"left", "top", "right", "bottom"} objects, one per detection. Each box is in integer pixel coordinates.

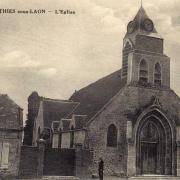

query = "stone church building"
[{"left": 24, "top": 6, "right": 180, "bottom": 178}]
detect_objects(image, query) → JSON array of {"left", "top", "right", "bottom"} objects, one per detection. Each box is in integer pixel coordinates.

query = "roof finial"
[{"left": 138, "top": 0, "right": 143, "bottom": 33}]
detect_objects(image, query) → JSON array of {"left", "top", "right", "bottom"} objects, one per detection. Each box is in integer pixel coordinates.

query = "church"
[{"left": 24, "top": 5, "right": 180, "bottom": 179}]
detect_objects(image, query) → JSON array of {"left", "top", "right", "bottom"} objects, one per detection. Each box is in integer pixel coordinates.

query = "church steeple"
[
  {"left": 134, "top": 6, "right": 157, "bottom": 32},
  {"left": 121, "top": 6, "right": 170, "bottom": 89},
  {"left": 124, "top": 6, "right": 159, "bottom": 41}
]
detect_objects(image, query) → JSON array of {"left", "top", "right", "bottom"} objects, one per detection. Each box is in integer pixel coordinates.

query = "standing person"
[{"left": 98, "top": 158, "right": 104, "bottom": 180}]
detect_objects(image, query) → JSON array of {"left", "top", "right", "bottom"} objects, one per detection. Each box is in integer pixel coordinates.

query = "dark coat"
[{"left": 98, "top": 159, "right": 104, "bottom": 179}]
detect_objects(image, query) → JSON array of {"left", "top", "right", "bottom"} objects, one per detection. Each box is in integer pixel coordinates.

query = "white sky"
[{"left": 0, "top": 0, "right": 180, "bottom": 122}]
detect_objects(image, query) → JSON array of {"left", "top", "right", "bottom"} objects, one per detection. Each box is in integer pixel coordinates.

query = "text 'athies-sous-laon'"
[{"left": 0, "top": 9, "right": 76, "bottom": 14}]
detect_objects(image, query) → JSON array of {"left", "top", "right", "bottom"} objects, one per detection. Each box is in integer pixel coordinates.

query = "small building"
[
  {"left": 30, "top": 95, "right": 80, "bottom": 147},
  {"left": 0, "top": 94, "right": 23, "bottom": 178},
  {"left": 28, "top": 93, "right": 87, "bottom": 149}
]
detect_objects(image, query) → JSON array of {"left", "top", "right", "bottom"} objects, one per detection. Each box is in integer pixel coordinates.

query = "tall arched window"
[
  {"left": 139, "top": 59, "right": 148, "bottom": 84},
  {"left": 154, "top": 63, "right": 161, "bottom": 86},
  {"left": 122, "top": 41, "right": 132, "bottom": 78},
  {"left": 107, "top": 124, "right": 117, "bottom": 147}
]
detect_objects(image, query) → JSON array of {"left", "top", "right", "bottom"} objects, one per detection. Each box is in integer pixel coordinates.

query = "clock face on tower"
[
  {"left": 143, "top": 18, "right": 154, "bottom": 32},
  {"left": 127, "top": 21, "right": 135, "bottom": 34}
]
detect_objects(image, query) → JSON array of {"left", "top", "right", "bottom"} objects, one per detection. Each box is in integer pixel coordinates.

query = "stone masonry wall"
[
  {"left": 75, "top": 146, "right": 93, "bottom": 178},
  {"left": 136, "top": 35, "right": 163, "bottom": 54},
  {"left": 43, "top": 148, "right": 75, "bottom": 176},
  {"left": 19, "top": 146, "right": 39, "bottom": 178},
  {"left": 0, "top": 132, "right": 22, "bottom": 179},
  {"left": 87, "top": 85, "right": 180, "bottom": 176},
  {"left": 128, "top": 52, "right": 170, "bottom": 88},
  {"left": 87, "top": 87, "right": 129, "bottom": 176}
]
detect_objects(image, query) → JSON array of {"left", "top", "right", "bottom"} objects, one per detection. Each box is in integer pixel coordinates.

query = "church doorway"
[
  {"left": 141, "top": 142, "right": 157, "bottom": 174},
  {"left": 136, "top": 113, "right": 174, "bottom": 175},
  {"left": 140, "top": 120, "right": 161, "bottom": 174},
  {"left": 140, "top": 121, "right": 161, "bottom": 174}
]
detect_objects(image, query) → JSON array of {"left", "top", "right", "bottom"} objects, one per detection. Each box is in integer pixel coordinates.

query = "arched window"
[
  {"left": 70, "top": 126, "right": 74, "bottom": 148},
  {"left": 139, "top": 59, "right": 148, "bottom": 84},
  {"left": 122, "top": 41, "right": 132, "bottom": 78},
  {"left": 140, "top": 122, "right": 159, "bottom": 143},
  {"left": 107, "top": 124, "right": 117, "bottom": 147},
  {"left": 154, "top": 63, "right": 161, "bottom": 86}
]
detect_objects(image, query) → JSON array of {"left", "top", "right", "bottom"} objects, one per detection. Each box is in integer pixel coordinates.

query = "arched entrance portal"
[
  {"left": 136, "top": 111, "right": 175, "bottom": 175},
  {"left": 140, "top": 120, "right": 165, "bottom": 174}
]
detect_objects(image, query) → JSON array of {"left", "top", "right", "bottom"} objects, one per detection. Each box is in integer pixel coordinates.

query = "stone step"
[
  {"left": 42, "top": 176, "right": 80, "bottom": 180},
  {"left": 128, "top": 175, "right": 180, "bottom": 180}
]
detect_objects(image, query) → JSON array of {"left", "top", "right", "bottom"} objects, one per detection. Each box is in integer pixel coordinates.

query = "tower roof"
[
  {"left": 134, "top": 6, "right": 157, "bottom": 33},
  {"left": 125, "top": 6, "right": 161, "bottom": 39}
]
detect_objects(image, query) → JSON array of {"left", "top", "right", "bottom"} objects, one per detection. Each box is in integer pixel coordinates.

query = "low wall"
[
  {"left": 19, "top": 140, "right": 45, "bottom": 178},
  {"left": 43, "top": 148, "right": 75, "bottom": 176},
  {"left": 75, "top": 147, "right": 93, "bottom": 178},
  {"left": 19, "top": 142, "right": 93, "bottom": 178},
  {"left": 18, "top": 146, "right": 39, "bottom": 178}
]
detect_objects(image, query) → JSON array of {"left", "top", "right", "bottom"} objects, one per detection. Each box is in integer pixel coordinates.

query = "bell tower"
[{"left": 121, "top": 6, "right": 170, "bottom": 88}]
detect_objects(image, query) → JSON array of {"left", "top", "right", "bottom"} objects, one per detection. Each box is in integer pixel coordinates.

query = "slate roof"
[
  {"left": 124, "top": 6, "right": 161, "bottom": 40},
  {"left": 69, "top": 69, "right": 125, "bottom": 120},
  {"left": 0, "top": 94, "right": 22, "bottom": 110},
  {"left": 42, "top": 98, "right": 79, "bottom": 128},
  {"left": 0, "top": 94, "right": 23, "bottom": 129},
  {"left": 133, "top": 6, "right": 157, "bottom": 34}
]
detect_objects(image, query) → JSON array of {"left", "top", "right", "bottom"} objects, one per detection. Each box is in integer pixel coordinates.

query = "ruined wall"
[{"left": 0, "top": 132, "right": 22, "bottom": 179}]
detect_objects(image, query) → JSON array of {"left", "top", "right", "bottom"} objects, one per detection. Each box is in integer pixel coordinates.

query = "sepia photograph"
[{"left": 0, "top": 0, "right": 180, "bottom": 179}]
